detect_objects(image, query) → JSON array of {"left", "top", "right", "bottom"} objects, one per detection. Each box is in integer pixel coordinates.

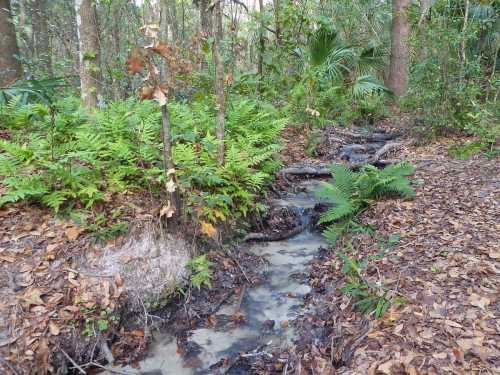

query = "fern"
[{"left": 316, "top": 162, "right": 415, "bottom": 245}]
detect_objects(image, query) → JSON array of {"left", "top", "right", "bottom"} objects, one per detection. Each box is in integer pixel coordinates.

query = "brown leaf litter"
[{"left": 257, "top": 135, "right": 499, "bottom": 374}]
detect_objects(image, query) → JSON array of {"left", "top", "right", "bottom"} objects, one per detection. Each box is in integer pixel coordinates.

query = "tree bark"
[
  {"left": 258, "top": 0, "right": 265, "bottom": 85},
  {"left": 199, "top": 0, "right": 212, "bottom": 37},
  {"left": 32, "top": 0, "right": 53, "bottom": 76},
  {"left": 387, "top": 0, "right": 411, "bottom": 97},
  {"left": 418, "top": 0, "right": 431, "bottom": 28},
  {"left": 459, "top": 0, "right": 469, "bottom": 83},
  {"left": 110, "top": 1, "right": 123, "bottom": 100},
  {"left": 272, "top": 0, "right": 281, "bottom": 46},
  {"left": 212, "top": 0, "right": 225, "bottom": 165},
  {"left": 75, "top": 0, "right": 102, "bottom": 108},
  {"left": 0, "top": 0, "right": 22, "bottom": 86}
]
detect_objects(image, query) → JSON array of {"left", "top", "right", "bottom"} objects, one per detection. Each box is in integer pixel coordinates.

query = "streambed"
[{"left": 114, "top": 181, "right": 326, "bottom": 375}]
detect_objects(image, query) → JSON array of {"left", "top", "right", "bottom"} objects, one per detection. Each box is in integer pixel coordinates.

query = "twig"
[
  {"left": 59, "top": 347, "right": 86, "bottom": 374},
  {"left": 99, "top": 337, "right": 115, "bottom": 365},
  {"left": 89, "top": 362, "right": 137, "bottom": 375},
  {"left": 234, "top": 285, "right": 246, "bottom": 313},
  {"left": 230, "top": 255, "right": 252, "bottom": 284}
]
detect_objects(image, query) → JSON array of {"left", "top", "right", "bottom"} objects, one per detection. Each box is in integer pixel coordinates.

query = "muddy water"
[{"left": 116, "top": 182, "right": 326, "bottom": 375}]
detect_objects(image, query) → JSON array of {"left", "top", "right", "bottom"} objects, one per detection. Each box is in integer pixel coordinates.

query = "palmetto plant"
[
  {"left": 307, "top": 23, "right": 389, "bottom": 100},
  {"left": 315, "top": 163, "right": 415, "bottom": 246}
]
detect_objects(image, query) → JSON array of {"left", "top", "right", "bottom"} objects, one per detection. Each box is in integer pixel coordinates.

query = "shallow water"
[{"left": 113, "top": 186, "right": 326, "bottom": 375}]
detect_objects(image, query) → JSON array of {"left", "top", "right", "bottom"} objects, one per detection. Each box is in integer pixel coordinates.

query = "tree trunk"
[
  {"left": 32, "top": 0, "right": 53, "bottom": 76},
  {"left": 459, "top": 0, "right": 469, "bottom": 83},
  {"left": 199, "top": 0, "right": 212, "bottom": 37},
  {"left": 258, "top": 0, "right": 265, "bottom": 85},
  {"left": 0, "top": 0, "right": 22, "bottom": 86},
  {"left": 111, "top": 1, "right": 122, "bottom": 100},
  {"left": 160, "top": 0, "right": 170, "bottom": 40},
  {"left": 75, "top": 0, "right": 101, "bottom": 108},
  {"left": 387, "top": 0, "right": 411, "bottom": 97},
  {"left": 272, "top": 0, "right": 281, "bottom": 46},
  {"left": 169, "top": 0, "right": 179, "bottom": 42},
  {"left": 418, "top": 0, "right": 431, "bottom": 28},
  {"left": 212, "top": 0, "right": 225, "bottom": 165}
]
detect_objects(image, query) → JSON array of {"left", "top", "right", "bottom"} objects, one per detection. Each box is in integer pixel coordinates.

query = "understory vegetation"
[
  {"left": 0, "top": 95, "right": 285, "bottom": 232},
  {"left": 316, "top": 163, "right": 415, "bottom": 317}
]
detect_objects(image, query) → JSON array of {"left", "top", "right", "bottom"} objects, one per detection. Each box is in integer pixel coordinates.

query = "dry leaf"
[
  {"left": 139, "top": 24, "right": 159, "bottom": 39},
  {"left": 49, "top": 321, "right": 60, "bottom": 336},
  {"left": 160, "top": 201, "right": 175, "bottom": 218},
  {"left": 114, "top": 273, "right": 124, "bottom": 287},
  {"left": 18, "top": 288, "right": 45, "bottom": 306},
  {"left": 200, "top": 221, "right": 217, "bottom": 239},
  {"left": 153, "top": 86, "right": 167, "bottom": 106},
  {"left": 126, "top": 49, "right": 144, "bottom": 74},
  {"left": 129, "top": 330, "right": 145, "bottom": 337},
  {"left": 166, "top": 178, "right": 176, "bottom": 193},
  {"left": 65, "top": 226, "right": 81, "bottom": 241},
  {"left": 468, "top": 293, "right": 490, "bottom": 309}
]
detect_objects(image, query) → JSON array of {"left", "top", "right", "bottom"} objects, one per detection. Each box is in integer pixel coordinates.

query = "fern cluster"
[
  {"left": 0, "top": 95, "right": 285, "bottom": 226},
  {"left": 315, "top": 163, "right": 415, "bottom": 246}
]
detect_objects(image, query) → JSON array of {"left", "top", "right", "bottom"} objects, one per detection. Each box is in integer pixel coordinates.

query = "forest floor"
[
  {"left": 257, "top": 125, "right": 499, "bottom": 374},
  {"left": 1, "top": 121, "right": 499, "bottom": 375}
]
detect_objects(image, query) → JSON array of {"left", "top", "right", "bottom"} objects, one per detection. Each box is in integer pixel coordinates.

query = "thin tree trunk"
[
  {"left": 418, "top": 0, "right": 431, "bottom": 28},
  {"left": 387, "top": 0, "right": 411, "bottom": 97},
  {"left": 212, "top": 0, "right": 225, "bottom": 165},
  {"left": 169, "top": 0, "right": 179, "bottom": 42},
  {"left": 272, "top": 0, "right": 281, "bottom": 46},
  {"left": 111, "top": 2, "right": 122, "bottom": 100},
  {"left": 0, "top": 0, "right": 22, "bottom": 86},
  {"left": 32, "top": 0, "right": 53, "bottom": 76},
  {"left": 459, "top": 0, "right": 469, "bottom": 83},
  {"left": 160, "top": 0, "right": 170, "bottom": 40},
  {"left": 258, "top": 0, "right": 265, "bottom": 87},
  {"left": 200, "top": 0, "right": 212, "bottom": 37},
  {"left": 75, "top": 0, "right": 101, "bottom": 108}
]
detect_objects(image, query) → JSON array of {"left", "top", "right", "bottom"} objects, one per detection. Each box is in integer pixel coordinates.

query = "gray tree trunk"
[
  {"left": 0, "top": 0, "right": 22, "bottom": 86},
  {"left": 75, "top": 0, "right": 102, "bottom": 108},
  {"left": 32, "top": 0, "right": 53, "bottom": 76},
  {"left": 387, "top": 0, "right": 411, "bottom": 97},
  {"left": 212, "top": 1, "right": 225, "bottom": 164}
]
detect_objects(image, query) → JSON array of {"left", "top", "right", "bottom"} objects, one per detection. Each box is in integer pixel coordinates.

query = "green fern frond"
[{"left": 330, "top": 164, "right": 355, "bottom": 197}]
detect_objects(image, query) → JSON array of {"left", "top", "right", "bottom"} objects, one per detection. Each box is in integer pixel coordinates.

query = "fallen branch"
[
  {"left": 243, "top": 222, "right": 308, "bottom": 242},
  {"left": 373, "top": 142, "right": 402, "bottom": 161}
]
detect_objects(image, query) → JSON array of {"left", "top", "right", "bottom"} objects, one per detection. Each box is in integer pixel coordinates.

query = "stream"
[
  {"left": 107, "top": 130, "right": 400, "bottom": 375},
  {"left": 115, "top": 180, "right": 326, "bottom": 375}
]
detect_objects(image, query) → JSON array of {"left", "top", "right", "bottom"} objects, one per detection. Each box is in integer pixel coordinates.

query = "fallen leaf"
[
  {"left": 18, "top": 288, "right": 45, "bottom": 306},
  {"left": 114, "top": 273, "right": 124, "bottom": 287},
  {"left": 49, "top": 321, "right": 60, "bottom": 336},
  {"left": 488, "top": 249, "right": 499, "bottom": 259},
  {"left": 65, "top": 226, "right": 82, "bottom": 241},
  {"left": 129, "top": 330, "right": 145, "bottom": 337},
  {"left": 468, "top": 293, "right": 490, "bottom": 309}
]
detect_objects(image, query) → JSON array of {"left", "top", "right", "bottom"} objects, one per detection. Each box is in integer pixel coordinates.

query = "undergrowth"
[
  {"left": 316, "top": 162, "right": 415, "bottom": 318},
  {"left": 0, "top": 95, "right": 285, "bottom": 234}
]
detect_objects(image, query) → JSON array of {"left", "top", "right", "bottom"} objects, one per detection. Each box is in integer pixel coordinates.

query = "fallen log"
[
  {"left": 242, "top": 222, "right": 308, "bottom": 242},
  {"left": 278, "top": 159, "right": 399, "bottom": 180}
]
